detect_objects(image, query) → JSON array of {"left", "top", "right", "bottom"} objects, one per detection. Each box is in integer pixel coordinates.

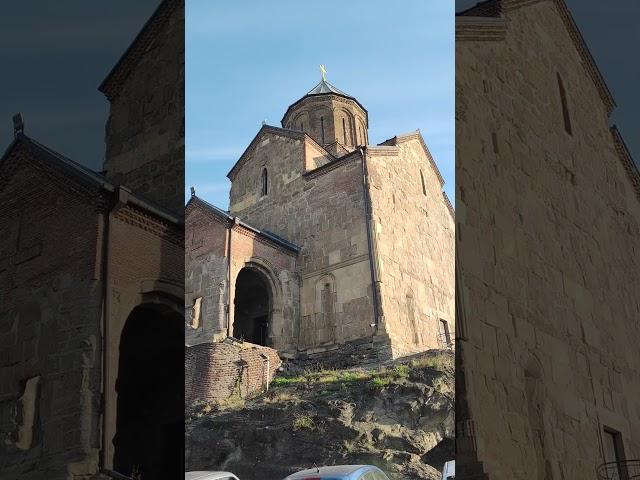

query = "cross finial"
[{"left": 320, "top": 64, "right": 326, "bottom": 81}]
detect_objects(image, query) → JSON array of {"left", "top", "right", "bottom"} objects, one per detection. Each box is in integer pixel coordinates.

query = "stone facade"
[
  {"left": 188, "top": 78, "right": 454, "bottom": 362},
  {"left": 0, "top": 1, "right": 185, "bottom": 478},
  {"left": 101, "top": 0, "right": 184, "bottom": 215},
  {"left": 456, "top": 1, "right": 640, "bottom": 478}
]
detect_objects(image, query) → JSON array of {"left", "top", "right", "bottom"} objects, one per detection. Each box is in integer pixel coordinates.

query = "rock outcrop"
[{"left": 186, "top": 350, "right": 454, "bottom": 480}]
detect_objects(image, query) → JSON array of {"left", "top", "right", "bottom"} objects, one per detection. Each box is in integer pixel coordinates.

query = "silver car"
[
  {"left": 283, "top": 465, "right": 391, "bottom": 480},
  {"left": 185, "top": 472, "right": 240, "bottom": 480}
]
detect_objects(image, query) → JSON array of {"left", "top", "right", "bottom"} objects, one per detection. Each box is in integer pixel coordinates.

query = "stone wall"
[
  {"left": 457, "top": 2, "right": 640, "bottom": 478},
  {"left": 102, "top": 0, "right": 184, "bottom": 215},
  {"left": 0, "top": 146, "right": 103, "bottom": 479},
  {"left": 229, "top": 130, "right": 376, "bottom": 352},
  {"left": 185, "top": 341, "right": 281, "bottom": 404},
  {"left": 282, "top": 94, "right": 369, "bottom": 152},
  {"left": 185, "top": 204, "right": 229, "bottom": 345},
  {"left": 366, "top": 137, "right": 455, "bottom": 358}
]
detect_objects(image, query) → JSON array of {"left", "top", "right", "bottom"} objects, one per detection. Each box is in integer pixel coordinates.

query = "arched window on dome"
[
  {"left": 261, "top": 168, "right": 268, "bottom": 196},
  {"left": 342, "top": 118, "right": 347, "bottom": 145},
  {"left": 321, "top": 117, "right": 325, "bottom": 144}
]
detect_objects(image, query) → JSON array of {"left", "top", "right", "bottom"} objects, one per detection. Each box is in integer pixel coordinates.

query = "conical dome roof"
[{"left": 306, "top": 79, "right": 350, "bottom": 97}]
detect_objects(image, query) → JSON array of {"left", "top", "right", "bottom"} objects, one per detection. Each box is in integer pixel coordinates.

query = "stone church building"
[
  {"left": 456, "top": 0, "right": 640, "bottom": 479},
  {"left": 185, "top": 75, "right": 455, "bottom": 366},
  {"left": 0, "top": 1, "right": 184, "bottom": 479}
]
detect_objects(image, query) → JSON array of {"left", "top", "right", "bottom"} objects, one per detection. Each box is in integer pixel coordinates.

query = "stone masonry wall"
[
  {"left": 457, "top": 2, "right": 640, "bottom": 478},
  {"left": 102, "top": 1, "right": 184, "bottom": 215},
  {"left": 185, "top": 342, "right": 281, "bottom": 404},
  {"left": 0, "top": 147, "right": 103, "bottom": 479},
  {"left": 366, "top": 139, "right": 455, "bottom": 358},
  {"left": 229, "top": 131, "right": 376, "bottom": 352},
  {"left": 185, "top": 204, "right": 229, "bottom": 345}
]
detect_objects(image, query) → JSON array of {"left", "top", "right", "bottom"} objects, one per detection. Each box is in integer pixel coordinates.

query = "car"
[
  {"left": 442, "top": 460, "right": 455, "bottom": 479},
  {"left": 184, "top": 472, "right": 240, "bottom": 480},
  {"left": 282, "top": 465, "right": 391, "bottom": 480}
]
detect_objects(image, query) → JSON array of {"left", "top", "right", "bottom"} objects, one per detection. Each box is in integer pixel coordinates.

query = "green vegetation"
[{"left": 292, "top": 413, "right": 316, "bottom": 431}]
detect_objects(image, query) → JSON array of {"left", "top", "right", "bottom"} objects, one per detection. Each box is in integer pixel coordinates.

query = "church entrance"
[
  {"left": 113, "top": 302, "right": 184, "bottom": 479},
  {"left": 233, "top": 267, "right": 271, "bottom": 346}
]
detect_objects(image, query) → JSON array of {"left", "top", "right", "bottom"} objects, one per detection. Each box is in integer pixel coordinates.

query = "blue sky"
[{"left": 186, "top": 0, "right": 455, "bottom": 209}]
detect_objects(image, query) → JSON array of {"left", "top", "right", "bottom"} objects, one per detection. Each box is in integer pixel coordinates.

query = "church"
[{"left": 185, "top": 72, "right": 455, "bottom": 365}]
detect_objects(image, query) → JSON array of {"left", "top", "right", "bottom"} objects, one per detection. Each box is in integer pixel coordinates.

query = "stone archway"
[
  {"left": 113, "top": 301, "right": 184, "bottom": 478},
  {"left": 233, "top": 266, "right": 273, "bottom": 346}
]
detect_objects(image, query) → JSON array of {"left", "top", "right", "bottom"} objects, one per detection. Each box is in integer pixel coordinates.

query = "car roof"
[
  {"left": 185, "top": 472, "right": 238, "bottom": 480},
  {"left": 285, "top": 465, "right": 377, "bottom": 479}
]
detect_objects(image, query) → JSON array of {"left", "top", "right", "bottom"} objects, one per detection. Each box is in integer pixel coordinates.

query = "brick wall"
[{"left": 185, "top": 342, "right": 281, "bottom": 404}]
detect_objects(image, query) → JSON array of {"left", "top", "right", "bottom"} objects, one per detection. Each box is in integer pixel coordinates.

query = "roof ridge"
[{"left": 188, "top": 195, "right": 301, "bottom": 252}]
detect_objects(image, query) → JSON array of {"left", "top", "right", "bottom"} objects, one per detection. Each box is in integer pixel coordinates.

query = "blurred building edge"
[
  {"left": 0, "top": 1, "right": 185, "bottom": 479},
  {"left": 456, "top": 0, "right": 640, "bottom": 479}
]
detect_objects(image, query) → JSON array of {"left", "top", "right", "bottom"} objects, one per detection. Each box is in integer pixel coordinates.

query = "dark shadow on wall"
[
  {"left": 233, "top": 267, "right": 271, "bottom": 346},
  {"left": 113, "top": 302, "right": 184, "bottom": 479}
]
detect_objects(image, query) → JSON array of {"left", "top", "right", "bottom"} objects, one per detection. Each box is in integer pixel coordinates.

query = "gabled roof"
[
  {"left": 456, "top": 0, "right": 616, "bottom": 115},
  {"left": 226, "top": 124, "right": 334, "bottom": 180},
  {"left": 378, "top": 130, "right": 445, "bottom": 187},
  {"left": 186, "top": 195, "right": 301, "bottom": 253},
  {"left": 1, "top": 134, "right": 182, "bottom": 224},
  {"left": 281, "top": 80, "right": 368, "bottom": 126},
  {"left": 99, "top": 0, "right": 179, "bottom": 101}
]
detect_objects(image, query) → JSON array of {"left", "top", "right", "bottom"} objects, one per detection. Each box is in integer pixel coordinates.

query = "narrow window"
[
  {"left": 300, "top": 122, "right": 303, "bottom": 132},
  {"left": 190, "top": 297, "right": 202, "bottom": 329},
  {"left": 420, "top": 169, "right": 427, "bottom": 196},
  {"left": 320, "top": 116, "right": 325, "bottom": 144},
  {"left": 557, "top": 72, "right": 572, "bottom": 135},
  {"left": 261, "top": 168, "right": 268, "bottom": 196},
  {"left": 439, "top": 319, "right": 451, "bottom": 348},
  {"left": 602, "top": 427, "right": 627, "bottom": 478},
  {"left": 342, "top": 118, "right": 347, "bottom": 145}
]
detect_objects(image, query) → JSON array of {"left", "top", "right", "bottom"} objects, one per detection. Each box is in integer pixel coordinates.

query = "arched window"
[
  {"left": 556, "top": 72, "right": 572, "bottom": 135},
  {"left": 320, "top": 116, "right": 325, "bottom": 144},
  {"left": 261, "top": 168, "right": 268, "bottom": 196},
  {"left": 420, "top": 169, "right": 427, "bottom": 196},
  {"left": 342, "top": 118, "right": 347, "bottom": 145},
  {"left": 300, "top": 122, "right": 304, "bottom": 132}
]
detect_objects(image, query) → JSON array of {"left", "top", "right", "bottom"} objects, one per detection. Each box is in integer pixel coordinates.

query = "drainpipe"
[
  {"left": 226, "top": 220, "right": 232, "bottom": 337},
  {"left": 358, "top": 147, "right": 382, "bottom": 337},
  {"left": 98, "top": 189, "right": 117, "bottom": 472}
]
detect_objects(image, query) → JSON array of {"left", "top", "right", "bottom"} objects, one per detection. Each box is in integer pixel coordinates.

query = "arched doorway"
[
  {"left": 113, "top": 302, "right": 184, "bottom": 479},
  {"left": 233, "top": 267, "right": 272, "bottom": 346}
]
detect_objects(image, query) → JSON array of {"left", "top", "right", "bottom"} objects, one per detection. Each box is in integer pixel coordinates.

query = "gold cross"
[{"left": 320, "top": 64, "right": 326, "bottom": 81}]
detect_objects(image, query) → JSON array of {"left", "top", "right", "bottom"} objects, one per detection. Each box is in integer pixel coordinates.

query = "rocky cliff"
[{"left": 185, "top": 350, "right": 454, "bottom": 480}]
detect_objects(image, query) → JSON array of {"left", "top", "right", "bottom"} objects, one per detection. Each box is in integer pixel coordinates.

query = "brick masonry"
[
  {"left": 457, "top": 1, "right": 640, "bottom": 478},
  {"left": 185, "top": 341, "right": 281, "bottom": 403}
]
